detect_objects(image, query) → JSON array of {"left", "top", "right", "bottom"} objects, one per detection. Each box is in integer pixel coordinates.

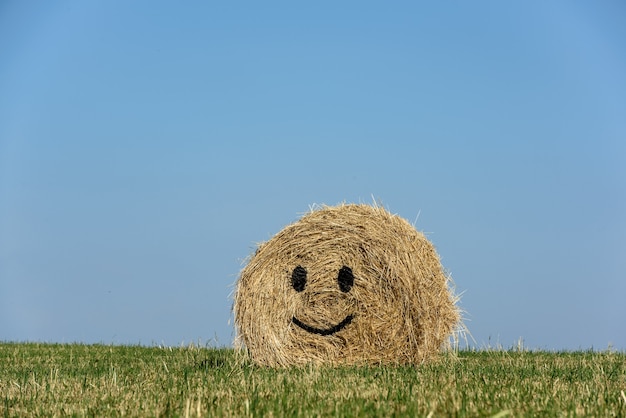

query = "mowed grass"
[{"left": 1, "top": 343, "right": 624, "bottom": 417}]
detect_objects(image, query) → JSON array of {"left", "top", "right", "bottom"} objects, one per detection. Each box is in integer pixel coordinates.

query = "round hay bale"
[{"left": 233, "top": 203, "right": 460, "bottom": 366}]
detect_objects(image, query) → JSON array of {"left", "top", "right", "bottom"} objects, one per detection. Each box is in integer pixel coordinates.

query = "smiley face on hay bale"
[{"left": 234, "top": 203, "right": 459, "bottom": 366}]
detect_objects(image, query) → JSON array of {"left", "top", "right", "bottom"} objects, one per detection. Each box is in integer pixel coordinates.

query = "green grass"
[{"left": 1, "top": 343, "right": 624, "bottom": 417}]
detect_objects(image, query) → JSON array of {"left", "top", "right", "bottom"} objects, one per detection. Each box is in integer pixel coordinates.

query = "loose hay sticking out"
[{"left": 233, "top": 203, "right": 460, "bottom": 366}]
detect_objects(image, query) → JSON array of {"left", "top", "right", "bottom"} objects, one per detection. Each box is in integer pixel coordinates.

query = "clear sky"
[{"left": 1, "top": 1, "right": 625, "bottom": 350}]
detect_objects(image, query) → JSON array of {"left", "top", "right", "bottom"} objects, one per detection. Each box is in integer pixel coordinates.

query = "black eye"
[
  {"left": 291, "top": 265, "right": 307, "bottom": 292},
  {"left": 337, "top": 266, "right": 354, "bottom": 293}
]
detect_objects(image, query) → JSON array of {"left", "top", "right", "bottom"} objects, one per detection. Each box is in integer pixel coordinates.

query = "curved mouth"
[{"left": 292, "top": 314, "right": 354, "bottom": 336}]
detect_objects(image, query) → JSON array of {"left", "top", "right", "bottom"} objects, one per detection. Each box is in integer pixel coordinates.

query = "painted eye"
[
  {"left": 337, "top": 266, "right": 354, "bottom": 293},
  {"left": 291, "top": 265, "right": 307, "bottom": 292}
]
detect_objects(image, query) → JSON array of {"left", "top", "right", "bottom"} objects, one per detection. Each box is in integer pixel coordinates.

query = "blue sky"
[{"left": 1, "top": 1, "right": 625, "bottom": 350}]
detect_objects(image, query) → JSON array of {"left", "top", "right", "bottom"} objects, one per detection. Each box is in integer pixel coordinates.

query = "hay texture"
[{"left": 233, "top": 203, "right": 459, "bottom": 366}]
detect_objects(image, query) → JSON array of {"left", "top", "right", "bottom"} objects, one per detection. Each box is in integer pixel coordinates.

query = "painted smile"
[{"left": 292, "top": 314, "right": 354, "bottom": 336}]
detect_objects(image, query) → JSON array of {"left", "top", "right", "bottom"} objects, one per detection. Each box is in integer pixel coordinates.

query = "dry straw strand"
[{"left": 233, "top": 203, "right": 461, "bottom": 366}]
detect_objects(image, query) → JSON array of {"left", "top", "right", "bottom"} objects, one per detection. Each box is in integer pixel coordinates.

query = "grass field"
[{"left": 1, "top": 343, "right": 624, "bottom": 417}]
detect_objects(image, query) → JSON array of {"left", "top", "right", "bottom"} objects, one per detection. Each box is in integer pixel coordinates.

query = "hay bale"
[{"left": 233, "top": 203, "right": 460, "bottom": 366}]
